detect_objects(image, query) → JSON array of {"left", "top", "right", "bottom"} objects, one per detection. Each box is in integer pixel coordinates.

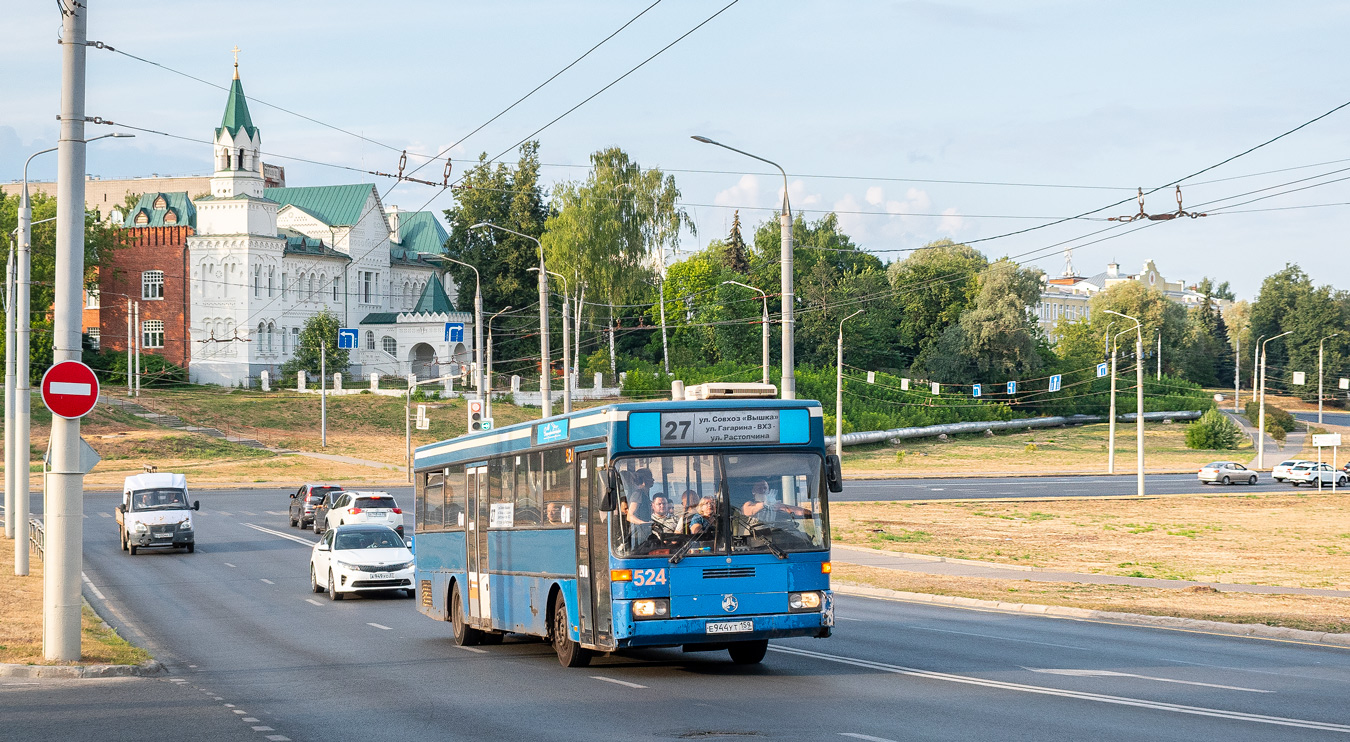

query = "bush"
[
  {"left": 1244, "top": 399, "right": 1296, "bottom": 433},
  {"left": 1184, "top": 408, "right": 1243, "bottom": 450}
]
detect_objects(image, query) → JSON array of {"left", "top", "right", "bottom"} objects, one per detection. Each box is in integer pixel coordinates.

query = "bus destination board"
[{"left": 658, "top": 409, "right": 780, "bottom": 446}]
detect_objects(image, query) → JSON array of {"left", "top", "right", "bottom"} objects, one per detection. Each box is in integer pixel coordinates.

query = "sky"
[{"left": 3, "top": 1, "right": 1349, "bottom": 301}]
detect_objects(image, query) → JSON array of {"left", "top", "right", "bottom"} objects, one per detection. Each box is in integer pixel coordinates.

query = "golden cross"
[{"left": 231, "top": 45, "right": 240, "bottom": 78}]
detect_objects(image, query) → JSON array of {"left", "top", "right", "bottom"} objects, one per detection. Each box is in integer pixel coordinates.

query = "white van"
[{"left": 116, "top": 473, "right": 199, "bottom": 554}]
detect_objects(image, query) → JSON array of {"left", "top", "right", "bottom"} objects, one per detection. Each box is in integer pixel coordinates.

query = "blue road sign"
[
  {"left": 972, "top": 384, "right": 982, "bottom": 398},
  {"left": 1006, "top": 380, "right": 1016, "bottom": 395},
  {"left": 1097, "top": 362, "right": 1109, "bottom": 378},
  {"left": 1049, "top": 374, "right": 1062, "bottom": 392},
  {"left": 337, "top": 328, "right": 359, "bottom": 350},
  {"left": 444, "top": 322, "right": 465, "bottom": 343}
]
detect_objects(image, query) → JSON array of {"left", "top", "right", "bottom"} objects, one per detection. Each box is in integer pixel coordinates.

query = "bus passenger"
[
  {"left": 676, "top": 489, "right": 700, "bottom": 533},
  {"left": 689, "top": 495, "right": 719, "bottom": 537},
  {"left": 742, "top": 478, "right": 809, "bottom": 525},
  {"left": 650, "top": 495, "right": 679, "bottom": 533}
]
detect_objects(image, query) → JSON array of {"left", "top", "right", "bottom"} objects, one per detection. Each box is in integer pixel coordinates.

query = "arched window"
[
  {"left": 257, "top": 322, "right": 265, "bottom": 347},
  {"left": 281, "top": 272, "right": 288, "bottom": 299},
  {"left": 319, "top": 274, "right": 327, "bottom": 301},
  {"left": 267, "top": 268, "right": 275, "bottom": 298},
  {"left": 403, "top": 281, "right": 411, "bottom": 310},
  {"left": 253, "top": 266, "right": 261, "bottom": 298},
  {"left": 308, "top": 273, "right": 316, "bottom": 299},
  {"left": 332, "top": 276, "right": 341, "bottom": 301},
  {"left": 153, "top": 195, "right": 167, "bottom": 209},
  {"left": 281, "top": 326, "right": 288, "bottom": 353},
  {"left": 163, "top": 210, "right": 178, "bottom": 225},
  {"left": 382, "top": 336, "right": 397, "bottom": 356},
  {"left": 365, "top": 330, "right": 375, "bottom": 350},
  {"left": 267, "top": 322, "right": 275, "bottom": 352},
  {"left": 134, "top": 210, "right": 149, "bottom": 225}
]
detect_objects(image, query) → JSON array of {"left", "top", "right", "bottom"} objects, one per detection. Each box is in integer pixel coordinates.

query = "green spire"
[
  {"left": 411, "top": 277, "right": 455, "bottom": 314},
  {"left": 217, "top": 76, "right": 257, "bottom": 139}
]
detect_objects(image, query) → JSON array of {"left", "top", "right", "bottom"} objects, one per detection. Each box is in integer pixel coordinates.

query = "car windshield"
[
  {"left": 130, "top": 488, "right": 189, "bottom": 510},
  {"left": 334, "top": 529, "right": 404, "bottom": 550},
  {"left": 1204, "top": 462, "right": 1227, "bottom": 468},
  {"left": 354, "top": 496, "right": 396, "bottom": 509},
  {"left": 610, "top": 452, "right": 828, "bottom": 559},
  {"left": 309, "top": 487, "right": 341, "bottom": 502}
]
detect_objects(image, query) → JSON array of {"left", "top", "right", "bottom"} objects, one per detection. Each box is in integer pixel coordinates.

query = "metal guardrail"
[{"left": 29, "top": 516, "right": 44, "bottom": 561}]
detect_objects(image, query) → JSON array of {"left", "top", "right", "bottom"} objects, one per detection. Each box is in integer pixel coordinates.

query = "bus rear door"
[{"left": 466, "top": 464, "right": 489, "bottom": 624}]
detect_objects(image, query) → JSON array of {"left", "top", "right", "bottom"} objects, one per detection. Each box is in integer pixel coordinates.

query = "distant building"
[{"left": 1035, "top": 259, "right": 1230, "bottom": 336}]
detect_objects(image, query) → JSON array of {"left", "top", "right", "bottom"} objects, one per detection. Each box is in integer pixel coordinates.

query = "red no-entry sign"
[{"left": 41, "top": 360, "right": 100, "bottom": 419}]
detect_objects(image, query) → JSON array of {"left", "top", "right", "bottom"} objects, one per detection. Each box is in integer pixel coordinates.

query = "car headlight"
[
  {"left": 335, "top": 560, "right": 359, "bottom": 570},
  {"left": 178, "top": 520, "right": 193, "bottom": 531},
  {"left": 392, "top": 560, "right": 414, "bottom": 571},
  {"left": 134, "top": 522, "right": 148, "bottom": 533},
  {"left": 789, "top": 591, "right": 822, "bottom": 612},
  {"left": 632, "top": 598, "right": 670, "bottom": 620}
]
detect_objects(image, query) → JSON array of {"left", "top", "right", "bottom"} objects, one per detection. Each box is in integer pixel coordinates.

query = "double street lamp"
[
  {"left": 470, "top": 222, "right": 551, "bottom": 419},
  {"left": 692, "top": 136, "right": 795, "bottom": 399},
  {"left": 439, "top": 255, "right": 485, "bottom": 410},
  {"left": 1257, "top": 331, "right": 1292, "bottom": 469},
  {"left": 1103, "top": 310, "right": 1144, "bottom": 497},
  {"left": 1320, "top": 333, "right": 1340, "bottom": 425},
  {"left": 486, "top": 305, "right": 514, "bottom": 421},
  {"left": 834, "top": 310, "right": 864, "bottom": 458},
  {"left": 721, "top": 280, "right": 769, "bottom": 385},
  {"left": 530, "top": 267, "right": 571, "bottom": 414}
]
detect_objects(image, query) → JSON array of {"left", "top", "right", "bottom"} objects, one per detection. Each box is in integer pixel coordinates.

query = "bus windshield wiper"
[
  {"left": 669, "top": 533, "right": 705, "bottom": 565},
  {"left": 753, "top": 525, "right": 788, "bottom": 559}
]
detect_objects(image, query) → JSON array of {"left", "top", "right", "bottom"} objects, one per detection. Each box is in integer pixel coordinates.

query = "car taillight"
[
  {"left": 392, "top": 508, "right": 402, "bottom": 514},
  {"left": 350, "top": 507, "right": 362, "bottom": 514}
]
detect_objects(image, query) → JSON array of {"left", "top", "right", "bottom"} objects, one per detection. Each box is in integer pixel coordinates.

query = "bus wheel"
[
  {"left": 728, "top": 639, "right": 769, "bottom": 665},
  {"left": 552, "top": 598, "right": 591, "bottom": 668},
  {"left": 451, "top": 586, "right": 482, "bottom": 646}
]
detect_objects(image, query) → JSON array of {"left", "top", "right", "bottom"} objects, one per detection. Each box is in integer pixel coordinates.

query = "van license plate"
[{"left": 706, "top": 620, "right": 753, "bottom": 634}]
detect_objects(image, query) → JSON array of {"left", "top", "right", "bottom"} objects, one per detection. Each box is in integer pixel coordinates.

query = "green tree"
[
  {"left": 441, "top": 142, "right": 548, "bottom": 375},
  {"left": 1196, "top": 276, "right": 1236, "bottom": 301},
  {"left": 1248, "top": 264, "right": 1348, "bottom": 401},
  {"left": 1184, "top": 408, "right": 1243, "bottom": 450},
  {"left": 717, "top": 210, "right": 750, "bottom": 274},
  {"left": 886, "top": 239, "right": 987, "bottom": 366},
  {"left": 280, "top": 310, "right": 348, "bottom": 378},
  {"left": 960, "top": 258, "right": 1044, "bottom": 377}
]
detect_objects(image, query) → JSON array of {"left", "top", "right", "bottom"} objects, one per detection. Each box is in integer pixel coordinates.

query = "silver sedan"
[{"left": 1197, "top": 461, "right": 1257, "bottom": 485}]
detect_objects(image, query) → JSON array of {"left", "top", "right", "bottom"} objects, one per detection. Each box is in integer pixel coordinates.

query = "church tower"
[{"left": 210, "top": 49, "right": 263, "bottom": 199}]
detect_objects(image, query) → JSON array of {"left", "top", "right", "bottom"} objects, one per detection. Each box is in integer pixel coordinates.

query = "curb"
[
  {"left": 833, "top": 544, "right": 1038, "bottom": 572},
  {"left": 0, "top": 659, "right": 164, "bottom": 678},
  {"left": 832, "top": 583, "right": 1350, "bottom": 648}
]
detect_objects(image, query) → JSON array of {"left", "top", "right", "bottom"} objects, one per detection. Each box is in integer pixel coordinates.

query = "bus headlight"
[
  {"left": 632, "top": 598, "right": 670, "bottom": 620},
  {"left": 789, "top": 591, "right": 822, "bottom": 612}
]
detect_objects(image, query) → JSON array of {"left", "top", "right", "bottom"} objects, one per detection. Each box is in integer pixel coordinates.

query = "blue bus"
[{"left": 411, "top": 392, "right": 841, "bottom": 667}]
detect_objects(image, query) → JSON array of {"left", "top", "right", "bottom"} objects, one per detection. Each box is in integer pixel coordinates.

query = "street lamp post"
[
  {"left": 471, "top": 223, "right": 550, "bottom": 418},
  {"left": 1320, "top": 333, "right": 1340, "bottom": 425},
  {"left": 834, "top": 310, "right": 864, "bottom": 458},
  {"left": 441, "top": 256, "right": 485, "bottom": 407},
  {"left": 1104, "top": 310, "right": 1144, "bottom": 497},
  {"left": 1252, "top": 335, "right": 1265, "bottom": 414},
  {"left": 1258, "top": 331, "right": 1293, "bottom": 469},
  {"left": 692, "top": 136, "right": 794, "bottom": 399},
  {"left": 531, "top": 268, "right": 571, "bottom": 414},
  {"left": 1108, "top": 334, "right": 1118, "bottom": 474},
  {"left": 486, "top": 305, "right": 513, "bottom": 421},
  {"left": 723, "top": 280, "right": 769, "bottom": 385}
]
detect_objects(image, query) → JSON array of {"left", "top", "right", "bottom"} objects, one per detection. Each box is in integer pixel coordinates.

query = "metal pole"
[
  {"left": 4, "top": 242, "right": 14, "bottom": 541},
  {"left": 659, "top": 276, "right": 670, "bottom": 376},
  {"left": 538, "top": 258, "right": 551, "bottom": 418},
  {"left": 405, "top": 377, "right": 412, "bottom": 483},
  {"left": 1258, "top": 331, "right": 1292, "bottom": 470},
  {"left": 133, "top": 302, "right": 140, "bottom": 397},
  {"left": 834, "top": 310, "right": 863, "bottom": 458},
  {"left": 761, "top": 294, "right": 770, "bottom": 386},
  {"left": 45, "top": 0, "right": 88, "bottom": 660},
  {"left": 125, "top": 299, "right": 132, "bottom": 396},
  {"left": 1234, "top": 336, "right": 1240, "bottom": 413},
  {"left": 1319, "top": 334, "right": 1339, "bottom": 425},
  {"left": 1108, "top": 342, "right": 1117, "bottom": 474},
  {"left": 474, "top": 284, "right": 485, "bottom": 409},
  {"left": 1156, "top": 331, "right": 1161, "bottom": 381},
  {"left": 487, "top": 305, "right": 512, "bottom": 422},
  {"left": 1252, "top": 335, "right": 1264, "bottom": 411},
  {"left": 320, "top": 341, "right": 326, "bottom": 448},
  {"left": 1135, "top": 332, "right": 1145, "bottom": 497},
  {"left": 15, "top": 179, "right": 34, "bottom": 575},
  {"left": 559, "top": 283, "right": 571, "bottom": 414}
]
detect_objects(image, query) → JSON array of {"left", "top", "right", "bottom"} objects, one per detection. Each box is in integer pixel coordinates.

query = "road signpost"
[
  {"left": 1313, "top": 433, "right": 1342, "bottom": 493},
  {"left": 1049, "top": 374, "right": 1062, "bottom": 392},
  {"left": 972, "top": 384, "right": 981, "bottom": 398},
  {"left": 337, "top": 328, "right": 359, "bottom": 350},
  {"left": 444, "top": 322, "right": 464, "bottom": 343},
  {"left": 1006, "top": 380, "right": 1016, "bottom": 395},
  {"left": 41, "top": 361, "right": 99, "bottom": 419},
  {"left": 1097, "top": 362, "right": 1108, "bottom": 378}
]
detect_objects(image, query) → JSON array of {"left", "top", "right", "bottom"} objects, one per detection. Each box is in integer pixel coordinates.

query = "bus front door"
[
  {"left": 466, "top": 465, "right": 489, "bottom": 624},
  {"left": 575, "top": 451, "right": 613, "bottom": 649}
]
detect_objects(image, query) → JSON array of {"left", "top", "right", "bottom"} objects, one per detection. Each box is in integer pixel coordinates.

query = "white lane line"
[
  {"left": 1025, "top": 668, "right": 1270, "bottom": 693},
  {"left": 266, "top": 736, "right": 291, "bottom": 741},
  {"left": 265, "top": 511, "right": 285, "bottom": 515},
  {"left": 80, "top": 572, "right": 106, "bottom": 601},
  {"left": 837, "top": 617, "right": 864, "bottom": 622},
  {"left": 904, "top": 624, "right": 1092, "bottom": 651},
  {"left": 305, "top": 599, "right": 323, "bottom": 607},
  {"left": 590, "top": 676, "right": 647, "bottom": 689},
  {"left": 223, "top": 562, "right": 237, "bottom": 568},
  {"left": 216, "top": 511, "right": 232, "bottom": 516},
  {"left": 769, "top": 646, "right": 1350, "bottom": 733},
  {"left": 232, "top": 709, "right": 247, "bottom": 715},
  {"left": 243, "top": 717, "right": 259, "bottom": 722},
  {"left": 260, "top": 579, "right": 275, "bottom": 585},
  {"left": 456, "top": 646, "right": 488, "bottom": 654},
  {"left": 367, "top": 622, "right": 393, "bottom": 630},
  {"left": 242, "top": 522, "right": 317, "bottom": 547},
  {"left": 168, "top": 678, "right": 187, "bottom": 683},
  {"left": 840, "top": 734, "right": 900, "bottom": 742},
  {"left": 98, "top": 512, "right": 111, "bottom": 518},
  {"left": 252, "top": 727, "right": 274, "bottom": 732},
  {"left": 239, "top": 511, "right": 256, "bottom": 516}
]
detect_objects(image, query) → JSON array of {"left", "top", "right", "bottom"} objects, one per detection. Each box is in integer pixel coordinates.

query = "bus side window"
[
  {"left": 516, "top": 452, "right": 542, "bottom": 527},
  {"left": 542, "top": 448, "right": 572, "bottom": 525},
  {"left": 444, "top": 464, "right": 465, "bottom": 530}
]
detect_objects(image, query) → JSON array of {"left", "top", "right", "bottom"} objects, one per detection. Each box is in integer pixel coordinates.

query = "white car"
[
  {"left": 310, "top": 524, "right": 415, "bottom": 601},
  {"left": 321, "top": 491, "right": 405, "bottom": 537},
  {"left": 1286, "top": 462, "right": 1349, "bottom": 488},
  {"left": 1198, "top": 461, "right": 1257, "bottom": 485},
  {"left": 1272, "top": 459, "right": 1314, "bottom": 483}
]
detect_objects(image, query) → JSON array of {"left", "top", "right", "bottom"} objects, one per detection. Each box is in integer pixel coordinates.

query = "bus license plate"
[{"left": 706, "top": 620, "right": 753, "bottom": 634}]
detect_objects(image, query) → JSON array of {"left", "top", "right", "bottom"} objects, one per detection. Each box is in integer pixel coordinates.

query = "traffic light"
[{"left": 467, "top": 399, "right": 484, "bottom": 432}]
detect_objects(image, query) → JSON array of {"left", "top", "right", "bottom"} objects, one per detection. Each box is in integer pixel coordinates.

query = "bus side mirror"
[
  {"left": 597, "top": 470, "right": 618, "bottom": 511},
  {"left": 825, "top": 455, "right": 843, "bottom": 493}
]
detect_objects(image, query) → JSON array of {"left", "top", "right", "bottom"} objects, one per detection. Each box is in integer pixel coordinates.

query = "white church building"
[{"left": 187, "top": 64, "right": 471, "bottom": 386}]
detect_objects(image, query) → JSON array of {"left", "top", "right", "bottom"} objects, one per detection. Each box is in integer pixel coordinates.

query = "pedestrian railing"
[{"left": 29, "top": 516, "right": 44, "bottom": 561}]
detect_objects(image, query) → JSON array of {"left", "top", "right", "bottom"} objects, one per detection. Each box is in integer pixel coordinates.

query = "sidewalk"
[
  {"left": 1221, "top": 409, "right": 1306, "bottom": 469},
  {"left": 831, "top": 544, "right": 1350, "bottom": 598}
]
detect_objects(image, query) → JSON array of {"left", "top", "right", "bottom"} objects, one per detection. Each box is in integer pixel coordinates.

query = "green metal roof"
[
  {"left": 359, "top": 312, "right": 401, "bottom": 325},
  {"left": 216, "top": 76, "right": 258, "bottom": 139},
  {"left": 411, "top": 277, "right": 455, "bottom": 314},
  {"left": 265, "top": 184, "right": 375, "bottom": 227},
  {"left": 123, "top": 191, "right": 196, "bottom": 229},
  {"left": 392, "top": 211, "right": 448, "bottom": 258},
  {"left": 278, "top": 229, "right": 349, "bottom": 260}
]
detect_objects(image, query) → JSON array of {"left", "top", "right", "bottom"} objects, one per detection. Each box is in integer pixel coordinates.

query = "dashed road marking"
[
  {"left": 305, "top": 599, "right": 323, "bottom": 607},
  {"left": 456, "top": 646, "right": 488, "bottom": 654},
  {"left": 98, "top": 512, "right": 111, "bottom": 518},
  {"left": 840, "top": 734, "right": 900, "bottom": 742},
  {"left": 266, "top": 510, "right": 285, "bottom": 515},
  {"left": 232, "top": 709, "right": 246, "bottom": 715},
  {"left": 770, "top": 645, "right": 1350, "bottom": 734},
  {"left": 243, "top": 717, "right": 259, "bottom": 722},
  {"left": 260, "top": 579, "right": 275, "bottom": 585},
  {"left": 223, "top": 562, "right": 237, "bottom": 568},
  {"left": 590, "top": 675, "right": 646, "bottom": 689},
  {"left": 252, "top": 727, "right": 274, "bottom": 732},
  {"left": 266, "top": 736, "right": 291, "bottom": 741},
  {"left": 217, "top": 511, "right": 232, "bottom": 516},
  {"left": 242, "top": 522, "right": 317, "bottom": 546},
  {"left": 837, "top": 617, "right": 863, "bottom": 622},
  {"left": 1025, "top": 668, "right": 1270, "bottom": 693},
  {"left": 368, "top": 622, "right": 392, "bottom": 630}
]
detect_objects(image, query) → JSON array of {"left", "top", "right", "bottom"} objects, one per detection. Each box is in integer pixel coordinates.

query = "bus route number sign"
[{"left": 659, "top": 410, "right": 780, "bottom": 446}]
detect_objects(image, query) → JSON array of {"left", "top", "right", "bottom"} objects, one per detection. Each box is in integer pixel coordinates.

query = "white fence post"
[
  {"left": 333, "top": 372, "right": 342, "bottom": 392},
  {"left": 260, "top": 370, "right": 270, "bottom": 392},
  {"left": 297, "top": 371, "right": 306, "bottom": 391},
  {"left": 511, "top": 375, "right": 521, "bottom": 394},
  {"left": 593, "top": 372, "right": 603, "bottom": 390},
  {"left": 370, "top": 372, "right": 379, "bottom": 391}
]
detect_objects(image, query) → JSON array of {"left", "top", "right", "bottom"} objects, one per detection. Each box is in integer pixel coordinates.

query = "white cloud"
[
  {"left": 714, "top": 174, "right": 762, "bottom": 208},
  {"left": 865, "top": 186, "right": 884, "bottom": 206}
]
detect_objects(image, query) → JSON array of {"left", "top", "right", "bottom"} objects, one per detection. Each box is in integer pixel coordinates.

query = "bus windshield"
[{"left": 611, "top": 452, "right": 827, "bottom": 559}]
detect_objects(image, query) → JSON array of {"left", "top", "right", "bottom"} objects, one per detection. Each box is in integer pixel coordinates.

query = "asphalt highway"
[{"left": 4, "top": 487, "right": 1348, "bottom": 740}]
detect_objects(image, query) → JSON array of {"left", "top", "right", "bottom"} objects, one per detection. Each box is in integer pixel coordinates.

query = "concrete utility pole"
[
  {"left": 4, "top": 241, "right": 14, "bottom": 542},
  {"left": 658, "top": 275, "right": 670, "bottom": 376},
  {"left": 133, "top": 302, "right": 141, "bottom": 397},
  {"left": 125, "top": 300, "right": 132, "bottom": 396},
  {"left": 1156, "top": 330, "right": 1161, "bottom": 380},
  {"left": 1233, "top": 336, "right": 1240, "bottom": 413},
  {"left": 532, "top": 268, "right": 571, "bottom": 414},
  {"left": 45, "top": 0, "right": 88, "bottom": 660},
  {"left": 1108, "top": 337, "right": 1118, "bottom": 474},
  {"left": 692, "top": 136, "right": 794, "bottom": 399},
  {"left": 320, "top": 341, "right": 327, "bottom": 448},
  {"left": 471, "top": 223, "right": 549, "bottom": 418},
  {"left": 1258, "top": 331, "right": 1292, "bottom": 470},
  {"left": 724, "top": 280, "right": 769, "bottom": 385},
  {"left": 486, "top": 306, "right": 513, "bottom": 421},
  {"left": 834, "top": 310, "right": 864, "bottom": 458},
  {"left": 1252, "top": 335, "right": 1265, "bottom": 413},
  {"left": 1105, "top": 310, "right": 1144, "bottom": 497},
  {"left": 1320, "top": 333, "right": 1340, "bottom": 425}
]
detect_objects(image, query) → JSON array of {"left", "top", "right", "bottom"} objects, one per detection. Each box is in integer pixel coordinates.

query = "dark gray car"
[{"left": 290, "top": 485, "right": 343, "bottom": 529}]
